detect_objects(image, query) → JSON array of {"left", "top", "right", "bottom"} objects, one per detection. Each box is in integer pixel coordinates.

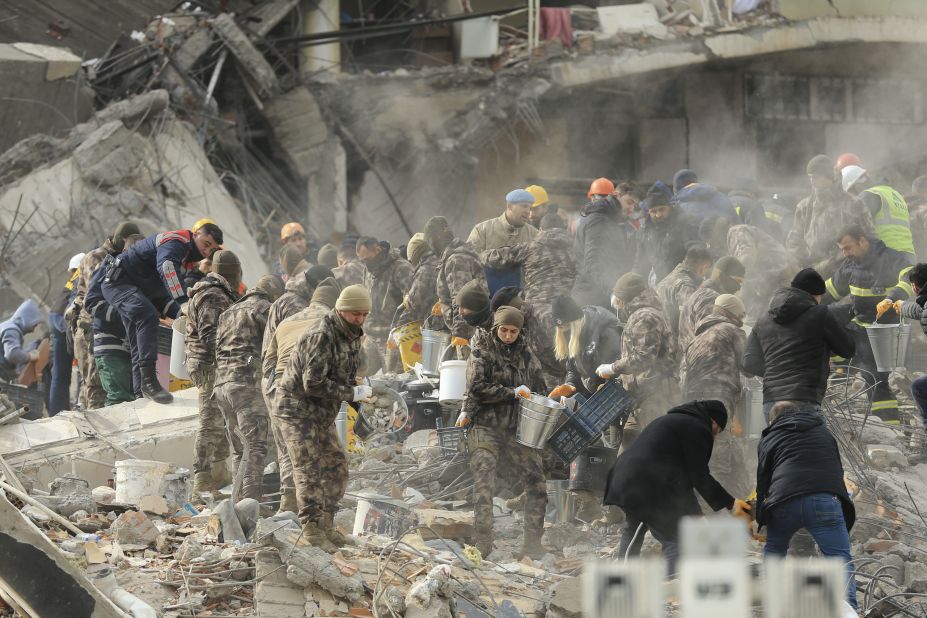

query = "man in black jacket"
[
  {"left": 757, "top": 402, "right": 856, "bottom": 608},
  {"left": 634, "top": 181, "right": 701, "bottom": 283},
  {"left": 604, "top": 400, "right": 748, "bottom": 574},
  {"left": 743, "top": 268, "right": 856, "bottom": 419}
]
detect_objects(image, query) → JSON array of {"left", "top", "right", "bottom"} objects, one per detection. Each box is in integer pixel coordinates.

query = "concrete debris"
[
  {"left": 92, "top": 486, "right": 117, "bottom": 504},
  {"left": 271, "top": 527, "right": 366, "bottom": 602},
  {"left": 867, "top": 444, "right": 910, "bottom": 469},
  {"left": 416, "top": 508, "right": 475, "bottom": 543},
  {"left": 405, "top": 564, "right": 456, "bottom": 618},
  {"left": 110, "top": 511, "right": 161, "bottom": 547},
  {"left": 48, "top": 474, "right": 97, "bottom": 517},
  {"left": 545, "top": 576, "right": 583, "bottom": 618}
]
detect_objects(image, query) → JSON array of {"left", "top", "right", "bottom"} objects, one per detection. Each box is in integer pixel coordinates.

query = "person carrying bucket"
[{"left": 456, "top": 306, "right": 547, "bottom": 560}]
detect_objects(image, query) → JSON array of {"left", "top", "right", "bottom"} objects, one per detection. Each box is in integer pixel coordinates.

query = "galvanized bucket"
[
  {"left": 516, "top": 393, "right": 564, "bottom": 449},
  {"left": 866, "top": 323, "right": 911, "bottom": 372},
  {"left": 420, "top": 329, "right": 450, "bottom": 375},
  {"left": 741, "top": 378, "right": 765, "bottom": 438},
  {"left": 546, "top": 479, "right": 575, "bottom": 524},
  {"left": 335, "top": 403, "right": 348, "bottom": 447}
]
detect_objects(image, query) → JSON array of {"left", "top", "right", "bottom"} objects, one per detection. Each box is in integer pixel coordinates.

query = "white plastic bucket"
[
  {"left": 170, "top": 317, "right": 189, "bottom": 379},
  {"left": 114, "top": 459, "right": 172, "bottom": 505},
  {"left": 438, "top": 360, "right": 467, "bottom": 406}
]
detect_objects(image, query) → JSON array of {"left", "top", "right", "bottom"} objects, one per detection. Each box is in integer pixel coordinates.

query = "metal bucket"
[
  {"left": 866, "top": 323, "right": 911, "bottom": 372},
  {"left": 546, "top": 480, "right": 575, "bottom": 524},
  {"left": 516, "top": 393, "right": 564, "bottom": 449},
  {"left": 740, "top": 378, "right": 765, "bottom": 438},
  {"left": 335, "top": 403, "right": 348, "bottom": 447},
  {"left": 421, "top": 330, "right": 450, "bottom": 375}
]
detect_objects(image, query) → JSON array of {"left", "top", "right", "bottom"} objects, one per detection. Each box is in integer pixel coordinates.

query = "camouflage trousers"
[
  {"left": 467, "top": 425, "right": 547, "bottom": 545},
  {"left": 214, "top": 381, "right": 270, "bottom": 501},
  {"left": 264, "top": 387, "right": 294, "bottom": 502},
  {"left": 275, "top": 392, "right": 348, "bottom": 525},
  {"left": 74, "top": 323, "right": 106, "bottom": 409},
  {"left": 190, "top": 367, "right": 230, "bottom": 476}
]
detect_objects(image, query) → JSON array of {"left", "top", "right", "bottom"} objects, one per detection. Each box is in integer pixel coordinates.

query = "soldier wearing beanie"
[
  {"left": 457, "top": 304, "right": 547, "bottom": 560},
  {"left": 333, "top": 236, "right": 366, "bottom": 287},
  {"left": 397, "top": 233, "right": 441, "bottom": 332},
  {"left": 185, "top": 249, "right": 242, "bottom": 496},
  {"left": 213, "top": 273, "right": 285, "bottom": 502},
  {"left": 317, "top": 243, "right": 339, "bottom": 270},
  {"left": 275, "top": 283, "right": 370, "bottom": 550},
  {"left": 678, "top": 255, "right": 745, "bottom": 351}
]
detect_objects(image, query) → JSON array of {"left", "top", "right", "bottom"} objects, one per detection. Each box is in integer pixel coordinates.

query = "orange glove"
[
  {"left": 455, "top": 412, "right": 471, "bottom": 427},
  {"left": 431, "top": 302, "right": 444, "bottom": 317},
  {"left": 895, "top": 300, "right": 905, "bottom": 315},
  {"left": 386, "top": 337, "right": 398, "bottom": 351},
  {"left": 514, "top": 385, "right": 531, "bottom": 399},
  {"left": 451, "top": 337, "right": 469, "bottom": 347},
  {"left": 876, "top": 298, "right": 895, "bottom": 319},
  {"left": 548, "top": 384, "right": 576, "bottom": 399},
  {"left": 731, "top": 499, "right": 753, "bottom": 523}
]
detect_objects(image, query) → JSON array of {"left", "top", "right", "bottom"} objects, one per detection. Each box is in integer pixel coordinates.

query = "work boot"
[
  {"left": 505, "top": 492, "right": 526, "bottom": 512},
  {"left": 320, "top": 514, "right": 355, "bottom": 547},
  {"left": 278, "top": 492, "right": 297, "bottom": 514},
  {"left": 140, "top": 365, "right": 172, "bottom": 404},
  {"left": 192, "top": 472, "right": 215, "bottom": 500},
  {"left": 301, "top": 522, "right": 337, "bottom": 553},
  {"left": 474, "top": 532, "right": 494, "bottom": 559},
  {"left": 211, "top": 465, "right": 232, "bottom": 492},
  {"left": 516, "top": 538, "right": 547, "bottom": 561}
]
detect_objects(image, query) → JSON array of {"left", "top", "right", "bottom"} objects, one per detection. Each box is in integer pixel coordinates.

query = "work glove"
[
  {"left": 387, "top": 330, "right": 399, "bottom": 351},
  {"left": 895, "top": 299, "right": 905, "bottom": 315},
  {"left": 451, "top": 337, "right": 469, "bottom": 347},
  {"left": 596, "top": 363, "right": 616, "bottom": 379},
  {"left": 431, "top": 302, "right": 444, "bottom": 317},
  {"left": 548, "top": 384, "right": 576, "bottom": 399},
  {"left": 876, "top": 298, "right": 896, "bottom": 319},
  {"left": 514, "top": 385, "right": 531, "bottom": 399},
  {"left": 27, "top": 350, "right": 40, "bottom": 362},
  {"left": 351, "top": 385, "right": 374, "bottom": 403},
  {"left": 731, "top": 498, "right": 753, "bottom": 522},
  {"left": 455, "top": 412, "right": 471, "bottom": 427}
]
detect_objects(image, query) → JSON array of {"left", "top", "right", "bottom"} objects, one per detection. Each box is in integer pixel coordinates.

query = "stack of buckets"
[{"left": 516, "top": 393, "right": 565, "bottom": 449}]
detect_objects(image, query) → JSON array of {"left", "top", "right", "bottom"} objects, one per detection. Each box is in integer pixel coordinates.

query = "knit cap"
[
  {"left": 312, "top": 278, "right": 341, "bottom": 308},
  {"left": 280, "top": 244, "right": 305, "bottom": 277},
  {"left": 306, "top": 265, "right": 335, "bottom": 289},
  {"left": 551, "top": 295, "right": 583, "bottom": 326},
  {"left": 613, "top": 272, "right": 647, "bottom": 302},
  {"left": 335, "top": 285, "right": 372, "bottom": 312},
  {"left": 253, "top": 274, "right": 285, "bottom": 299},
  {"left": 456, "top": 280, "right": 489, "bottom": 312},
  {"left": 806, "top": 154, "right": 834, "bottom": 177},
  {"left": 317, "top": 243, "right": 339, "bottom": 269},
  {"left": 714, "top": 294, "right": 746, "bottom": 320},
  {"left": 673, "top": 169, "right": 698, "bottom": 193},
  {"left": 491, "top": 286, "right": 523, "bottom": 312},
  {"left": 406, "top": 232, "right": 428, "bottom": 265},
  {"left": 714, "top": 256, "right": 746, "bottom": 278},
  {"left": 493, "top": 306, "right": 524, "bottom": 330},
  {"left": 791, "top": 268, "right": 827, "bottom": 296},
  {"left": 212, "top": 250, "right": 241, "bottom": 277}
]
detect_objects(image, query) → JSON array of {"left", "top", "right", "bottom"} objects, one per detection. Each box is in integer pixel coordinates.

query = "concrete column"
[{"left": 301, "top": 0, "right": 341, "bottom": 75}]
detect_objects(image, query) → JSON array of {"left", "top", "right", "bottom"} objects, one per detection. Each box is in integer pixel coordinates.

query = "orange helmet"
[
  {"left": 588, "top": 177, "right": 615, "bottom": 198},
  {"left": 835, "top": 153, "right": 862, "bottom": 171},
  {"left": 280, "top": 222, "right": 305, "bottom": 241}
]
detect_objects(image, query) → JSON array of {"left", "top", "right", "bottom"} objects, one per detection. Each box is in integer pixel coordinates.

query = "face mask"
[{"left": 463, "top": 305, "right": 491, "bottom": 327}]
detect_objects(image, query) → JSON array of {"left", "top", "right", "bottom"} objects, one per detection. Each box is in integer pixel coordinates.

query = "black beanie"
[
  {"left": 305, "top": 265, "right": 335, "bottom": 289},
  {"left": 491, "top": 286, "right": 523, "bottom": 312},
  {"left": 790, "top": 268, "right": 827, "bottom": 296},
  {"left": 551, "top": 295, "right": 583, "bottom": 326}
]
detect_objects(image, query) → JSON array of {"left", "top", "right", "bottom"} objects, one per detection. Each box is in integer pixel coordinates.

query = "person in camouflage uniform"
[
  {"left": 356, "top": 237, "right": 414, "bottom": 373},
  {"left": 728, "top": 221, "right": 799, "bottom": 320},
  {"left": 598, "top": 273, "right": 679, "bottom": 449},
  {"left": 264, "top": 278, "right": 341, "bottom": 513},
  {"left": 654, "top": 246, "right": 713, "bottom": 340},
  {"left": 213, "top": 274, "right": 284, "bottom": 502},
  {"left": 333, "top": 239, "right": 366, "bottom": 288},
  {"left": 680, "top": 294, "right": 752, "bottom": 498},
  {"left": 425, "top": 216, "right": 488, "bottom": 350},
  {"left": 397, "top": 233, "right": 441, "bottom": 328},
  {"left": 262, "top": 265, "right": 334, "bottom": 359},
  {"left": 65, "top": 221, "right": 140, "bottom": 409},
  {"left": 787, "top": 154, "right": 874, "bottom": 278},
  {"left": 456, "top": 306, "right": 548, "bottom": 559},
  {"left": 678, "top": 256, "right": 745, "bottom": 352},
  {"left": 276, "top": 285, "right": 372, "bottom": 550},
  {"left": 185, "top": 250, "right": 241, "bottom": 494}
]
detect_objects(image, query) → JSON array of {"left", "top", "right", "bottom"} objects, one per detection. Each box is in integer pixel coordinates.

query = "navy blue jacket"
[
  {"left": 674, "top": 184, "right": 739, "bottom": 223},
  {"left": 119, "top": 230, "right": 205, "bottom": 311},
  {"left": 85, "top": 267, "right": 127, "bottom": 344}
]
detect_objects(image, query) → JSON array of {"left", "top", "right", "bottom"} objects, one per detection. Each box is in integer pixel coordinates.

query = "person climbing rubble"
[{"left": 0, "top": 299, "right": 44, "bottom": 384}]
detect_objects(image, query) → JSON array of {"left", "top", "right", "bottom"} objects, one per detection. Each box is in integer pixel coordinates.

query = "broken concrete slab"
[
  {"left": 416, "top": 509, "right": 475, "bottom": 543},
  {"left": 271, "top": 528, "right": 365, "bottom": 602},
  {"left": 546, "top": 575, "right": 582, "bottom": 618},
  {"left": 214, "top": 499, "right": 247, "bottom": 544},
  {"left": 48, "top": 474, "right": 96, "bottom": 517},
  {"left": 211, "top": 14, "right": 278, "bottom": 97},
  {"left": 11, "top": 43, "right": 82, "bottom": 81},
  {"left": 867, "top": 445, "right": 909, "bottom": 470},
  {"left": 110, "top": 511, "right": 160, "bottom": 547}
]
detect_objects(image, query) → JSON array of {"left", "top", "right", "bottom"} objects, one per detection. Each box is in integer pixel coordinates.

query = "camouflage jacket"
[
  {"left": 464, "top": 330, "right": 545, "bottom": 430},
  {"left": 654, "top": 262, "right": 702, "bottom": 338},
  {"left": 70, "top": 239, "right": 115, "bottom": 327},
  {"left": 398, "top": 251, "right": 439, "bottom": 326},
  {"left": 481, "top": 228, "right": 576, "bottom": 306},
  {"left": 437, "top": 239, "right": 487, "bottom": 339},
  {"left": 729, "top": 224, "right": 799, "bottom": 317},
  {"left": 681, "top": 311, "right": 745, "bottom": 413},
  {"left": 185, "top": 273, "right": 238, "bottom": 373},
  {"left": 333, "top": 257, "right": 366, "bottom": 288},
  {"left": 677, "top": 278, "right": 724, "bottom": 353},
  {"left": 787, "top": 187, "right": 873, "bottom": 276},
  {"left": 611, "top": 288, "right": 676, "bottom": 381},
  {"left": 265, "top": 300, "right": 333, "bottom": 383},
  {"left": 262, "top": 274, "right": 313, "bottom": 356},
  {"left": 215, "top": 288, "right": 273, "bottom": 386},
  {"left": 466, "top": 213, "right": 537, "bottom": 252},
  {"left": 363, "top": 247, "right": 414, "bottom": 340},
  {"left": 277, "top": 310, "right": 363, "bottom": 422}
]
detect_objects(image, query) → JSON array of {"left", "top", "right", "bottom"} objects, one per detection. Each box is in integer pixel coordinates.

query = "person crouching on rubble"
[
  {"left": 456, "top": 306, "right": 548, "bottom": 560},
  {"left": 604, "top": 400, "right": 751, "bottom": 575}
]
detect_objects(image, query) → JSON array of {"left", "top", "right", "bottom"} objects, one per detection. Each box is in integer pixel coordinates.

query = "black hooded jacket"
[
  {"left": 604, "top": 401, "right": 735, "bottom": 527},
  {"left": 743, "top": 287, "right": 855, "bottom": 404},
  {"left": 563, "top": 305, "right": 622, "bottom": 396},
  {"left": 633, "top": 209, "right": 700, "bottom": 282},
  {"left": 572, "top": 198, "right": 636, "bottom": 308},
  {"left": 755, "top": 411, "right": 855, "bottom": 530}
]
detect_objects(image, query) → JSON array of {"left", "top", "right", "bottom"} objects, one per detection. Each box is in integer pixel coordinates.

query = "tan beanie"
[
  {"left": 613, "top": 272, "right": 647, "bottom": 302},
  {"left": 714, "top": 294, "right": 746, "bottom": 320},
  {"left": 212, "top": 250, "right": 241, "bottom": 278},
  {"left": 335, "top": 284, "right": 372, "bottom": 312},
  {"left": 493, "top": 305, "right": 524, "bottom": 330},
  {"left": 312, "top": 278, "right": 341, "bottom": 308},
  {"left": 317, "top": 243, "right": 339, "bottom": 269},
  {"left": 406, "top": 232, "right": 428, "bottom": 266}
]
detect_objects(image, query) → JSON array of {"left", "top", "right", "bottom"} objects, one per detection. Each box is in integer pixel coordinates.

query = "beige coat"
[{"left": 467, "top": 213, "right": 537, "bottom": 252}]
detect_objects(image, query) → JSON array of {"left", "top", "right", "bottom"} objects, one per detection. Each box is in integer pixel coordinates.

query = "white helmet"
[
  {"left": 841, "top": 165, "right": 867, "bottom": 193},
  {"left": 68, "top": 253, "right": 85, "bottom": 270}
]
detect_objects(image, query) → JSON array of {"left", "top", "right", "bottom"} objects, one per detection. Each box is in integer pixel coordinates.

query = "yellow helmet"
[
  {"left": 192, "top": 217, "right": 216, "bottom": 232},
  {"left": 525, "top": 185, "right": 549, "bottom": 208}
]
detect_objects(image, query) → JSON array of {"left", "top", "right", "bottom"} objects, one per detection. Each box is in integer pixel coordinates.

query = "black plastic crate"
[
  {"left": 157, "top": 324, "right": 173, "bottom": 355},
  {"left": 0, "top": 382, "right": 45, "bottom": 420},
  {"left": 547, "top": 381, "right": 635, "bottom": 464}
]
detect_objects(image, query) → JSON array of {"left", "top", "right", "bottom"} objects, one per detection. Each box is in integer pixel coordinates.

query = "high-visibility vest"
[{"left": 865, "top": 185, "right": 915, "bottom": 256}]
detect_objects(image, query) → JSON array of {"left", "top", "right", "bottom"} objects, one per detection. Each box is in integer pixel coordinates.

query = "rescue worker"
[
  {"left": 397, "top": 233, "right": 440, "bottom": 328},
  {"left": 634, "top": 181, "right": 700, "bottom": 282},
  {"left": 456, "top": 306, "right": 547, "bottom": 559},
  {"left": 672, "top": 169, "right": 739, "bottom": 223},
  {"left": 597, "top": 273, "right": 679, "bottom": 448},
  {"left": 604, "top": 399, "right": 749, "bottom": 574},
  {"left": 841, "top": 165, "right": 916, "bottom": 259},
  {"left": 185, "top": 250, "right": 242, "bottom": 495},
  {"left": 549, "top": 294, "right": 622, "bottom": 398},
  {"left": 654, "top": 245, "right": 713, "bottom": 340},
  {"left": 48, "top": 254, "right": 82, "bottom": 415},
  {"left": 453, "top": 281, "right": 493, "bottom": 346},
  {"left": 425, "top": 216, "right": 488, "bottom": 349},
  {"left": 333, "top": 237, "right": 366, "bottom": 287},
  {"left": 725, "top": 218, "right": 798, "bottom": 320},
  {"left": 66, "top": 221, "right": 140, "bottom": 409},
  {"left": 0, "top": 299, "right": 43, "bottom": 383},
  {"left": 317, "top": 243, "right": 339, "bottom": 270},
  {"left": 356, "top": 236, "right": 414, "bottom": 373},
  {"left": 263, "top": 278, "right": 341, "bottom": 514},
  {"left": 526, "top": 184, "right": 564, "bottom": 227},
  {"left": 468, "top": 189, "right": 538, "bottom": 296},
  {"left": 728, "top": 178, "right": 780, "bottom": 238},
  {"left": 834, "top": 152, "right": 862, "bottom": 176},
  {"left": 275, "top": 222, "right": 315, "bottom": 279},
  {"left": 101, "top": 223, "right": 223, "bottom": 404},
  {"left": 787, "top": 154, "right": 873, "bottom": 278},
  {"left": 678, "top": 256, "right": 745, "bottom": 352},
  {"left": 213, "top": 274, "right": 285, "bottom": 502},
  {"left": 681, "top": 294, "right": 751, "bottom": 498},
  {"left": 262, "top": 264, "right": 334, "bottom": 359},
  {"left": 279, "top": 244, "right": 310, "bottom": 281},
  {"left": 906, "top": 176, "right": 927, "bottom": 260},
  {"left": 276, "top": 285, "right": 373, "bottom": 550},
  {"left": 572, "top": 182, "right": 638, "bottom": 309},
  {"left": 823, "top": 226, "right": 914, "bottom": 422},
  {"left": 744, "top": 268, "right": 856, "bottom": 417},
  {"left": 898, "top": 264, "right": 927, "bottom": 428}
]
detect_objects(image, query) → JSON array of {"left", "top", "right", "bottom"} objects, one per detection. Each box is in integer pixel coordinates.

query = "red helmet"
[{"left": 835, "top": 153, "right": 862, "bottom": 171}]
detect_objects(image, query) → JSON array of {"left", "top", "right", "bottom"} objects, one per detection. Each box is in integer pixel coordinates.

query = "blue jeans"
[
  {"left": 764, "top": 493, "right": 856, "bottom": 608},
  {"left": 911, "top": 375, "right": 927, "bottom": 429},
  {"left": 48, "top": 313, "right": 73, "bottom": 416},
  {"left": 762, "top": 400, "right": 821, "bottom": 423}
]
